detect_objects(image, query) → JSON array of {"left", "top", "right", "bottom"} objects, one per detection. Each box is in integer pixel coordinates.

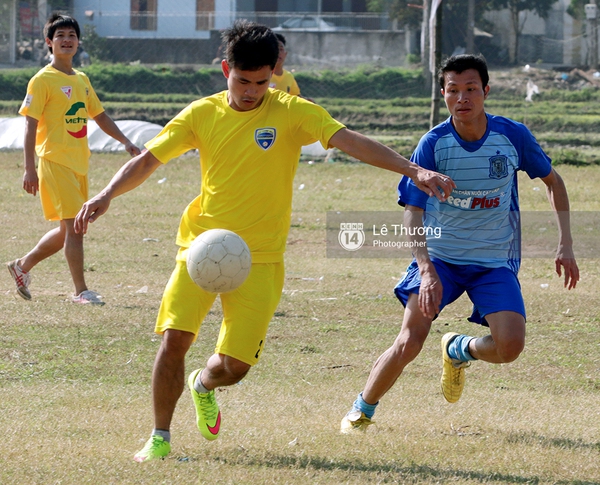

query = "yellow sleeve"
[
  {"left": 19, "top": 74, "right": 46, "bottom": 120},
  {"left": 288, "top": 75, "right": 301, "bottom": 96},
  {"left": 145, "top": 103, "right": 199, "bottom": 163}
]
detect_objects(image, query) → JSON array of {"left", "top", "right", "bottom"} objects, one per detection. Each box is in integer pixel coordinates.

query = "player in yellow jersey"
[
  {"left": 7, "top": 13, "right": 140, "bottom": 305},
  {"left": 270, "top": 33, "right": 301, "bottom": 96},
  {"left": 74, "top": 20, "right": 455, "bottom": 462}
]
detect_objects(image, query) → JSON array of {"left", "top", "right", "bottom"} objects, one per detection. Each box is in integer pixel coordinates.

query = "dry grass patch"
[{"left": 0, "top": 151, "right": 598, "bottom": 484}]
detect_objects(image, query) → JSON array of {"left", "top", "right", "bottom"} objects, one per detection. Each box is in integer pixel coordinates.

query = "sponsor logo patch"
[{"left": 65, "top": 101, "right": 88, "bottom": 138}]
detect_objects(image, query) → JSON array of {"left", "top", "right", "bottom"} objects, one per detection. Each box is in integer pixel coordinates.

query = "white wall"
[{"left": 73, "top": 0, "right": 211, "bottom": 39}]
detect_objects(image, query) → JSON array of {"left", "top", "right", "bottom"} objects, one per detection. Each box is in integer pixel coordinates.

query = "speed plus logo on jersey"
[
  {"left": 255, "top": 128, "right": 276, "bottom": 150},
  {"left": 446, "top": 194, "right": 500, "bottom": 209},
  {"left": 65, "top": 101, "right": 87, "bottom": 139}
]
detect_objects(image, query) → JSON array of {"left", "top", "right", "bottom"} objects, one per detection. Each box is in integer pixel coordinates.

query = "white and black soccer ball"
[{"left": 186, "top": 229, "right": 252, "bottom": 293}]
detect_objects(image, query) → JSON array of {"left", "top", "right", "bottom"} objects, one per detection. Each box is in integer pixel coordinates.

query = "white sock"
[{"left": 193, "top": 370, "right": 210, "bottom": 394}]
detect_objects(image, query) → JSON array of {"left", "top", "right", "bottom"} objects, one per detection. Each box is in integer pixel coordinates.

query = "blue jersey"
[{"left": 398, "top": 114, "right": 552, "bottom": 272}]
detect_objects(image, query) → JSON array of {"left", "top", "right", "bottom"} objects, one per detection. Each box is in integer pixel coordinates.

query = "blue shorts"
[{"left": 394, "top": 258, "right": 526, "bottom": 327}]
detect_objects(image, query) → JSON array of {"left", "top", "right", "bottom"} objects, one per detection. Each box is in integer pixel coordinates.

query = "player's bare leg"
[
  {"left": 19, "top": 225, "right": 65, "bottom": 272},
  {"left": 468, "top": 311, "right": 525, "bottom": 363},
  {"left": 342, "top": 294, "right": 431, "bottom": 433},
  {"left": 7, "top": 225, "right": 64, "bottom": 300},
  {"left": 202, "top": 353, "right": 251, "bottom": 389},
  {"left": 63, "top": 218, "right": 87, "bottom": 295},
  {"left": 134, "top": 329, "right": 194, "bottom": 462},
  {"left": 152, "top": 329, "right": 195, "bottom": 431},
  {"left": 362, "top": 294, "right": 432, "bottom": 404}
]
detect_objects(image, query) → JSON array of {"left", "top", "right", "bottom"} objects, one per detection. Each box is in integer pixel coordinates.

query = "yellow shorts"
[
  {"left": 38, "top": 158, "right": 88, "bottom": 221},
  {"left": 155, "top": 248, "right": 285, "bottom": 366}
]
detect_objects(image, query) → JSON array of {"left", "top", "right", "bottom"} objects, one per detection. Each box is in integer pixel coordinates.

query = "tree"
[
  {"left": 488, "top": 0, "right": 555, "bottom": 64},
  {"left": 367, "top": 0, "right": 422, "bottom": 29},
  {"left": 371, "top": 0, "right": 498, "bottom": 57},
  {"left": 567, "top": 0, "right": 588, "bottom": 20}
]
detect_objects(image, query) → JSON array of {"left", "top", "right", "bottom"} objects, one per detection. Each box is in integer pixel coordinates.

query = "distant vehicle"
[{"left": 273, "top": 16, "right": 338, "bottom": 31}]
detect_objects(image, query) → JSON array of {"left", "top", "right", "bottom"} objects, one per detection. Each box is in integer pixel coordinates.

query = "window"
[
  {"left": 196, "top": 0, "right": 214, "bottom": 30},
  {"left": 131, "top": 0, "right": 157, "bottom": 31}
]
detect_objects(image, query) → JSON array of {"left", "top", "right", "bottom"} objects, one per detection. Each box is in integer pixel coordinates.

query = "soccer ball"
[{"left": 186, "top": 229, "right": 252, "bottom": 293}]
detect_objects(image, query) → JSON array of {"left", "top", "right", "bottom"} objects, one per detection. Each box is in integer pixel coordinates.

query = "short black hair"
[
  {"left": 275, "top": 33, "right": 286, "bottom": 46},
  {"left": 44, "top": 13, "right": 80, "bottom": 53},
  {"left": 222, "top": 20, "right": 279, "bottom": 71},
  {"left": 438, "top": 54, "right": 489, "bottom": 90}
]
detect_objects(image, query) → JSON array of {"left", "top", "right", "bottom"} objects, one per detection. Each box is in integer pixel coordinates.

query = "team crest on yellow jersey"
[
  {"left": 255, "top": 128, "right": 276, "bottom": 150},
  {"left": 61, "top": 86, "right": 72, "bottom": 99}
]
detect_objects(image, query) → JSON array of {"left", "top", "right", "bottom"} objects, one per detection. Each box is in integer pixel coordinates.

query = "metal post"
[
  {"left": 9, "top": 0, "right": 17, "bottom": 64},
  {"left": 586, "top": 2, "right": 598, "bottom": 68},
  {"left": 429, "top": 0, "right": 442, "bottom": 129},
  {"left": 37, "top": 0, "right": 48, "bottom": 62},
  {"left": 421, "top": 0, "right": 430, "bottom": 92},
  {"left": 466, "top": 0, "right": 475, "bottom": 53}
]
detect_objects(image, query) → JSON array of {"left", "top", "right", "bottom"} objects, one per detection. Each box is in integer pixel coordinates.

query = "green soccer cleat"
[
  {"left": 133, "top": 435, "right": 171, "bottom": 463},
  {"left": 340, "top": 410, "right": 374, "bottom": 434},
  {"left": 441, "top": 332, "right": 471, "bottom": 403},
  {"left": 188, "top": 369, "right": 221, "bottom": 440}
]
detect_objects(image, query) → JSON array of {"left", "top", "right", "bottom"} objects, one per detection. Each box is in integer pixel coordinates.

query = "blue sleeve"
[
  {"left": 397, "top": 133, "right": 437, "bottom": 209},
  {"left": 507, "top": 120, "right": 552, "bottom": 179}
]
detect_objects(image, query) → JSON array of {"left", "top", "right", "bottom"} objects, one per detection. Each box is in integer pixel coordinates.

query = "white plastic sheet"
[
  {"left": 0, "top": 118, "right": 163, "bottom": 152},
  {"left": 0, "top": 117, "right": 332, "bottom": 157}
]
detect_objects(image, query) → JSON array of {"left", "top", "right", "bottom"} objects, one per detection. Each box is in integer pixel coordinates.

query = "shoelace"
[
  {"left": 450, "top": 361, "right": 470, "bottom": 384},
  {"left": 198, "top": 392, "right": 218, "bottom": 420}
]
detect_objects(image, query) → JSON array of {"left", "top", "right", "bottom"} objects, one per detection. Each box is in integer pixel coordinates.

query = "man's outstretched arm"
[
  {"left": 328, "top": 128, "right": 455, "bottom": 202},
  {"left": 74, "top": 150, "right": 162, "bottom": 234}
]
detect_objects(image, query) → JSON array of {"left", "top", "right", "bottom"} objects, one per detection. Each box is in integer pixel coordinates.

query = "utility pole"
[
  {"left": 429, "top": 0, "right": 442, "bottom": 129},
  {"left": 421, "top": 0, "right": 430, "bottom": 93},
  {"left": 585, "top": 2, "right": 598, "bottom": 68},
  {"left": 37, "top": 0, "right": 48, "bottom": 62},
  {"left": 9, "top": 0, "right": 17, "bottom": 63},
  {"left": 466, "top": 0, "right": 475, "bottom": 53}
]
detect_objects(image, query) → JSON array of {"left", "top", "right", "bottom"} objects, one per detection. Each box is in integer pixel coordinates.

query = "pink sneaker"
[
  {"left": 72, "top": 290, "right": 105, "bottom": 306},
  {"left": 7, "top": 260, "right": 32, "bottom": 300}
]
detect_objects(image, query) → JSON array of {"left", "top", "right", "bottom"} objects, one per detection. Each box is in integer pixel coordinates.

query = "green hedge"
[{"left": 0, "top": 64, "right": 428, "bottom": 100}]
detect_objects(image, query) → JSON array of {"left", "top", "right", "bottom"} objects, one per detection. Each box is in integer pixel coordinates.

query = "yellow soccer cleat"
[
  {"left": 188, "top": 369, "right": 221, "bottom": 440},
  {"left": 441, "top": 332, "right": 471, "bottom": 403},
  {"left": 340, "top": 410, "right": 374, "bottom": 434}
]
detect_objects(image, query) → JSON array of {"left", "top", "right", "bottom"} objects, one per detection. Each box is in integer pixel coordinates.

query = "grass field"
[{"left": 0, "top": 150, "right": 599, "bottom": 484}]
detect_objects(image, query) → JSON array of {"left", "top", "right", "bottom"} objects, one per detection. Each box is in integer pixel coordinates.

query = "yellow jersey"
[
  {"left": 269, "top": 69, "right": 301, "bottom": 96},
  {"left": 146, "top": 89, "right": 345, "bottom": 262},
  {"left": 19, "top": 65, "right": 104, "bottom": 175}
]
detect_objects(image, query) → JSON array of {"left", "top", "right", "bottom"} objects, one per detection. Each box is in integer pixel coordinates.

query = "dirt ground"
[{"left": 489, "top": 64, "right": 600, "bottom": 97}]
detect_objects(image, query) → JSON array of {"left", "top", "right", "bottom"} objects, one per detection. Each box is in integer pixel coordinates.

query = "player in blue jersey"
[{"left": 340, "top": 54, "right": 580, "bottom": 433}]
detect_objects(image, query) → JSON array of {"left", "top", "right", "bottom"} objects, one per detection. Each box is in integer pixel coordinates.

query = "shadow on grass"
[
  {"left": 214, "top": 453, "right": 597, "bottom": 485},
  {"left": 506, "top": 431, "right": 600, "bottom": 453}
]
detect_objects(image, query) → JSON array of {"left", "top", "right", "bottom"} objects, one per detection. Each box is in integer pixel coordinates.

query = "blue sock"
[
  {"left": 351, "top": 392, "right": 378, "bottom": 419},
  {"left": 152, "top": 428, "right": 171, "bottom": 443},
  {"left": 447, "top": 335, "right": 476, "bottom": 362}
]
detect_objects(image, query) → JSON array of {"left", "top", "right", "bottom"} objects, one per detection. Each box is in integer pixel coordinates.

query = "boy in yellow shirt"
[
  {"left": 8, "top": 13, "right": 140, "bottom": 305},
  {"left": 270, "top": 33, "right": 301, "bottom": 95},
  {"left": 75, "top": 20, "right": 454, "bottom": 461}
]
